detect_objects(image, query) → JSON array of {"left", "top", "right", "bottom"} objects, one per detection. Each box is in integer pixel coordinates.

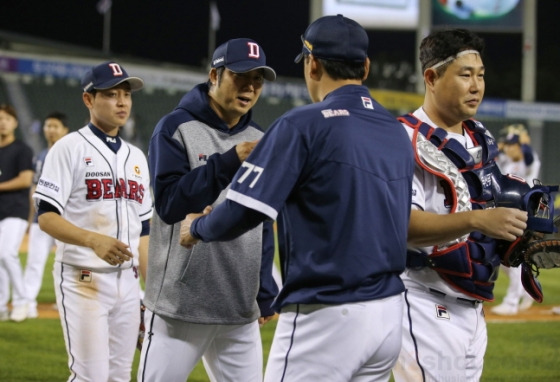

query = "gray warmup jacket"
[{"left": 143, "top": 83, "right": 278, "bottom": 324}]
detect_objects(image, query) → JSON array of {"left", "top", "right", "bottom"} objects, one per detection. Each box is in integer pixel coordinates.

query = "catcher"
[
  {"left": 394, "top": 28, "right": 557, "bottom": 382},
  {"left": 401, "top": 112, "right": 559, "bottom": 304}
]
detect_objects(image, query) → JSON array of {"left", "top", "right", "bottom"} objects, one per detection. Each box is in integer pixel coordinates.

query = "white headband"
[{"left": 430, "top": 49, "right": 480, "bottom": 70}]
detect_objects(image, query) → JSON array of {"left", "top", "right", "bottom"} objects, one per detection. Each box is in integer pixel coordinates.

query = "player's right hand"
[
  {"left": 179, "top": 206, "right": 212, "bottom": 249},
  {"left": 89, "top": 233, "right": 133, "bottom": 265},
  {"left": 476, "top": 207, "right": 528, "bottom": 241},
  {"left": 235, "top": 140, "right": 259, "bottom": 162}
]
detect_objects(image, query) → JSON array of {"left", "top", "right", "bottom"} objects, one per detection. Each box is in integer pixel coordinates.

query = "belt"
[{"left": 428, "top": 288, "right": 482, "bottom": 308}]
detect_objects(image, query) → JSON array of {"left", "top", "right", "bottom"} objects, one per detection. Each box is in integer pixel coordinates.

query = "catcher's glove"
[
  {"left": 137, "top": 301, "right": 146, "bottom": 351},
  {"left": 501, "top": 216, "right": 560, "bottom": 303}
]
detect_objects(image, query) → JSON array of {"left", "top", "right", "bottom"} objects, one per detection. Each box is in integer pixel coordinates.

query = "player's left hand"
[{"left": 179, "top": 206, "right": 212, "bottom": 249}]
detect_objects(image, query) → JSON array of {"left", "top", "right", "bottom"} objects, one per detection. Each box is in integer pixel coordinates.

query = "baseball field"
[{"left": 1, "top": 245, "right": 560, "bottom": 381}]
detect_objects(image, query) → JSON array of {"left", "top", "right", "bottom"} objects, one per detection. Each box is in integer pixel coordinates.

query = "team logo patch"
[
  {"left": 84, "top": 157, "right": 93, "bottom": 166},
  {"left": 79, "top": 270, "right": 93, "bottom": 283},
  {"left": 362, "top": 97, "right": 374, "bottom": 110},
  {"left": 134, "top": 165, "right": 141, "bottom": 176},
  {"left": 198, "top": 154, "right": 208, "bottom": 162},
  {"left": 436, "top": 304, "right": 450, "bottom": 320}
]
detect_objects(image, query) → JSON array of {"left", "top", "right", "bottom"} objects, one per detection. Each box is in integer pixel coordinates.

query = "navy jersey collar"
[{"left": 88, "top": 123, "right": 122, "bottom": 153}]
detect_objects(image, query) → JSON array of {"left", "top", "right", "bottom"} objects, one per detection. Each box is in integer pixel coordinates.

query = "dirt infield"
[{"left": 485, "top": 304, "right": 560, "bottom": 322}]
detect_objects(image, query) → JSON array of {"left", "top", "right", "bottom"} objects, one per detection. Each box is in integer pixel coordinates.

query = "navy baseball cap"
[
  {"left": 211, "top": 38, "right": 276, "bottom": 81},
  {"left": 81, "top": 61, "right": 144, "bottom": 93},
  {"left": 504, "top": 132, "right": 520, "bottom": 144},
  {"left": 295, "top": 14, "right": 369, "bottom": 64}
]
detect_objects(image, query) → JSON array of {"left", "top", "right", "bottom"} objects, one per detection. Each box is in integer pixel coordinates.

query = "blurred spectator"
[
  {"left": 492, "top": 124, "right": 541, "bottom": 315},
  {"left": 23, "top": 111, "right": 69, "bottom": 318},
  {"left": 0, "top": 104, "right": 34, "bottom": 322}
]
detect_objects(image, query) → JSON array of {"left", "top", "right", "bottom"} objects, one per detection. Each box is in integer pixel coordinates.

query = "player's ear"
[
  {"left": 307, "top": 54, "right": 322, "bottom": 81},
  {"left": 362, "top": 58, "right": 371, "bottom": 81},
  {"left": 423, "top": 68, "right": 438, "bottom": 88},
  {"left": 209, "top": 68, "right": 218, "bottom": 87},
  {"left": 82, "top": 92, "right": 94, "bottom": 109}
]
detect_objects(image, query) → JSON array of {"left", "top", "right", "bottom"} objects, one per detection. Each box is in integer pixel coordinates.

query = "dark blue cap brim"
[
  {"left": 225, "top": 63, "right": 276, "bottom": 81},
  {"left": 92, "top": 77, "right": 144, "bottom": 91}
]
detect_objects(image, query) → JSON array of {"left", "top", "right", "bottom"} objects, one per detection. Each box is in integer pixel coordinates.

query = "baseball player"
[
  {"left": 23, "top": 111, "right": 69, "bottom": 319},
  {"left": 180, "top": 15, "right": 414, "bottom": 382},
  {"left": 138, "top": 38, "right": 278, "bottom": 382},
  {"left": 492, "top": 126, "right": 542, "bottom": 315},
  {"left": 33, "top": 61, "right": 152, "bottom": 381},
  {"left": 0, "top": 104, "right": 34, "bottom": 322},
  {"left": 392, "top": 29, "right": 554, "bottom": 381}
]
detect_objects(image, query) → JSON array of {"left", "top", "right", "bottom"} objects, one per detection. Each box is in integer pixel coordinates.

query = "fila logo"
[
  {"left": 108, "top": 63, "right": 124, "bottom": 77},
  {"left": 436, "top": 304, "right": 450, "bottom": 320},
  {"left": 247, "top": 42, "right": 260, "bottom": 59},
  {"left": 362, "top": 97, "right": 374, "bottom": 110},
  {"left": 80, "top": 270, "right": 92, "bottom": 283}
]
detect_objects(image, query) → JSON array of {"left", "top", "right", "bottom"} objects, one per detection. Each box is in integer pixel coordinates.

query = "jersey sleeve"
[
  {"left": 227, "top": 117, "right": 305, "bottom": 220},
  {"left": 149, "top": 127, "right": 241, "bottom": 224},
  {"left": 257, "top": 219, "right": 279, "bottom": 316},
  {"left": 14, "top": 141, "right": 34, "bottom": 174},
  {"left": 401, "top": 122, "right": 426, "bottom": 211},
  {"left": 524, "top": 148, "right": 541, "bottom": 184},
  {"left": 32, "top": 140, "right": 73, "bottom": 214}
]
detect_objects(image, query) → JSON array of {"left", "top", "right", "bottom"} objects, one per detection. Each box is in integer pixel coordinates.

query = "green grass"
[{"left": 1, "top": 253, "right": 560, "bottom": 381}]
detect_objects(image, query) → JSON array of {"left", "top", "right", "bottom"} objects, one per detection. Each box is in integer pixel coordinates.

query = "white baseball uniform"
[
  {"left": 394, "top": 108, "right": 487, "bottom": 382},
  {"left": 33, "top": 125, "right": 152, "bottom": 381}
]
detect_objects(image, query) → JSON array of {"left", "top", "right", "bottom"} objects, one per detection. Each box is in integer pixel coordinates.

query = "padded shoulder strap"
[
  {"left": 463, "top": 119, "right": 500, "bottom": 163},
  {"left": 399, "top": 114, "right": 476, "bottom": 169}
]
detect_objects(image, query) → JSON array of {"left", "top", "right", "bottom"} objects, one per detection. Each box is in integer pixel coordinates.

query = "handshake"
[{"left": 179, "top": 206, "right": 213, "bottom": 249}]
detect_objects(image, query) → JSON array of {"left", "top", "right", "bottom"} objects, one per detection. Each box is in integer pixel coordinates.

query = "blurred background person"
[
  {"left": 492, "top": 124, "right": 541, "bottom": 315},
  {"left": 0, "top": 104, "right": 34, "bottom": 322},
  {"left": 23, "top": 111, "right": 69, "bottom": 319}
]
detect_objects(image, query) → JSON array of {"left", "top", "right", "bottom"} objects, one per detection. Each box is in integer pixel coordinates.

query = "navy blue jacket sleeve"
[
  {"left": 521, "top": 144, "right": 535, "bottom": 166},
  {"left": 149, "top": 129, "right": 241, "bottom": 224},
  {"left": 191, "top": 199, "right": 266, "bottom": 242},
  {"left": 191, "top": 200, "right": 278, "bottom": 315},
  {"left": 257, "top": 220, "right": 279, "bottom": 317}
]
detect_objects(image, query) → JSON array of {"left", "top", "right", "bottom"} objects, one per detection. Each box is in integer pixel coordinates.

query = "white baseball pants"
[
  {"left": 0, "top": 217, "right": 29, "bottom": 310},
  {"left": 23, "top": 222, "right": 55, "bottom": 311},
  {"left": 138, "top": 310, "right": 263, "bottom": 382},
  {"left": 265, "top": 294, "right": 403, "bottom": 382}
]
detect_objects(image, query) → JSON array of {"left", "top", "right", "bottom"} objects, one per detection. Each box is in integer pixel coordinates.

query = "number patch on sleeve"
[{"left": 237, "top": 162, "right": 264, "bottom": 188}]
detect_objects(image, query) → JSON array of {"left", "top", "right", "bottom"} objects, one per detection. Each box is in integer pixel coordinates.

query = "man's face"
[
  {"left": 503, "top": 142, "right": 523, "bottom": 161},
  {"left": 209, "top": 68, "right": 264, "bottom": 126},
  {"left": 43, "top": 118, "right": 68, "bottom": 145},
  {"left": 432, "top": 52, "right": 485, "bottom": 125},
  {"left": 85, "top": 82, "right": 132, "bottom": 133},
  {"left": 0, "top": 110, "right": 18, "bottom": 139}
]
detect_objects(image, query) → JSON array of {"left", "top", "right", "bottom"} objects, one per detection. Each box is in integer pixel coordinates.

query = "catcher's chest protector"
[{"left": 400, "top": 114, "right": 504, "bottom": 301}]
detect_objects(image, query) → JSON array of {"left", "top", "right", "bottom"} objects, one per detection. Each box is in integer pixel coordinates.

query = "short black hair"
[
  {"left": 420, "top": 29, "right": 485, "bottom": 73},
  {"left": 0, "top": 104, "right": 17, "bottom": 120},
  {"left": 207, "top": 66, "right": 226, "bottom": 88},
  {"left": 44, "top": 111, "right": 68, "bottom": 127},
  {"left": 316, "top": 56, "right": 366, "bottom": 80}
]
